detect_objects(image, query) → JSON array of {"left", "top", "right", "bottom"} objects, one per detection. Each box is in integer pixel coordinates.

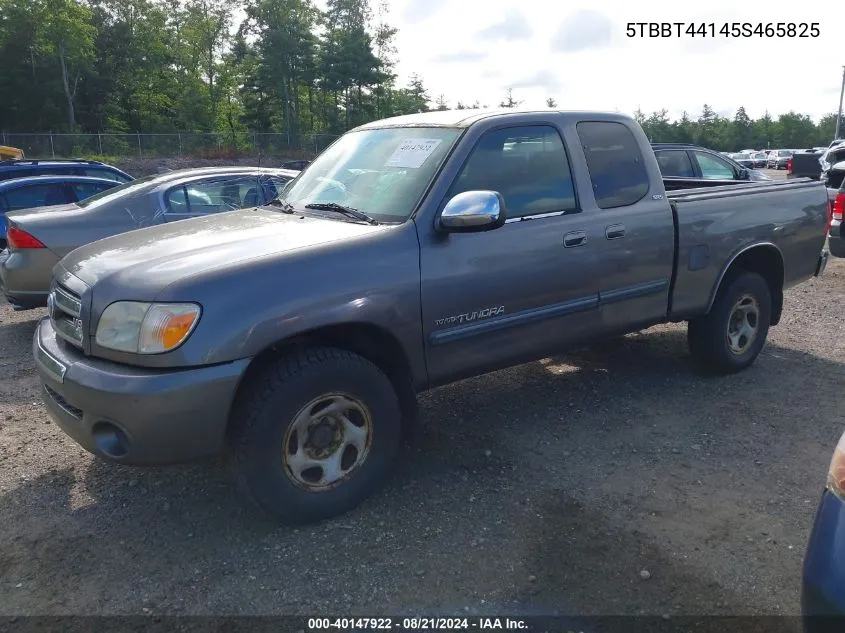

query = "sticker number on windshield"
[{"left": 384, "top": 138, "right": 443, "bottom": 169}]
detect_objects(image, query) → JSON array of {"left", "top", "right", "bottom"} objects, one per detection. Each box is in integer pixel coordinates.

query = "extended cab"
[{"left": 33, "top": 110, "right": 831, "bottom": 523}]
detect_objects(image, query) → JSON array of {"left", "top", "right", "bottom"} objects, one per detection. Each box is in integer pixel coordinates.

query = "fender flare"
[{"left": 705, "top": 241, "right": 785, "bottom": 314}]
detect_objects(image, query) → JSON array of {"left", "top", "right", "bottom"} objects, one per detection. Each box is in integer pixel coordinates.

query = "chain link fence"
[{"left": 0, "top": 132, "right": 342, "bottom": 160}]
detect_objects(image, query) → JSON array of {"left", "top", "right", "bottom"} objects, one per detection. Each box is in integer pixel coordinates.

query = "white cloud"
[
  {"left": 475, "top": 9, "right": 533, "bottom": 41},
  {"left": 552, "top": 9, "right": 613, "bottom": 52},
  {"left": 390, "top": 0, "right": 845, "bottom": 121}
]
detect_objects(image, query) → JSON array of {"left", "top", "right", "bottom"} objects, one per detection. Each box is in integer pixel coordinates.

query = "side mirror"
[
  {"left": 738, "top": 168, "right": 750, "bottom": 180},
  {"left": 438, "top": 190, "right": 506, "bottom": 233}
]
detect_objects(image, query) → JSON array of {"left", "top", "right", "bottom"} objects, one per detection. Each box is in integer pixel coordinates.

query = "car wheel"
[
  {"left": 687, "top": 271, "right": 772, "bottom": 375},
  {"left": 229, "top": 347, "right": 403, "bottom": 523}
]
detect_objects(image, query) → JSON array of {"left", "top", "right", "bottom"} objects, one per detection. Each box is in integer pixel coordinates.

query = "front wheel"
[
  {"left": 687, "top": 271, "right": 772, "bottom": 374},
  {"left": 229, "top": 347, "right": 403, "bottom": 523}
]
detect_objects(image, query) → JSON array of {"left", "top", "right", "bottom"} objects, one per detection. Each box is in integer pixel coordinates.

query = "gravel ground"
[{"left": 1, "top": 165, "right": 839, "bottom": 620}]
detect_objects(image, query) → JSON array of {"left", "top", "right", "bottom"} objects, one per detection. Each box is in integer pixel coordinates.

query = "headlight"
[
  {"left": 95, "top": 301, "right": 201, "bottom": 354},
  {"left": 827, "top": 431, "right": 845, "bottom": 501}
]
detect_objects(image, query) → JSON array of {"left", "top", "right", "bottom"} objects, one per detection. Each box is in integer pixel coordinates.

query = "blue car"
[
  {"left": 0, "top": 175, "right": 121, "bottom": 245},
  {"left": 0, "top": 158, "right": 133, "bottom": 184},
  {"left": 802, "top": 430, "right": 845, "bottom": 631}
]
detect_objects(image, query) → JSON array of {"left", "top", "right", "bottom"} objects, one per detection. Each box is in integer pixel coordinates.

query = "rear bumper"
[
  {"left": 0, "top": 247, "right": 56, "bottom": 308},
  {"left": 829, "top": 220, "right": 845, "bottom": 258},
  {"left": 34, "top": 317, "right": 250, "bottom": 465}
]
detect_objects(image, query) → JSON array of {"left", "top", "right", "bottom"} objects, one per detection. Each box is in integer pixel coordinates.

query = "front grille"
[
  {"left": 44, "top": 385, "right": 83, "bottom": 420},
  {"left": 49, "top": 283, "right": 84, "bottom": 349}
]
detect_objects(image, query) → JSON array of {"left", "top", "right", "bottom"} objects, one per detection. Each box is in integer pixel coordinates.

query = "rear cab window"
[{"left": 576, "top": 121, "right": 650, "bottom": 208}]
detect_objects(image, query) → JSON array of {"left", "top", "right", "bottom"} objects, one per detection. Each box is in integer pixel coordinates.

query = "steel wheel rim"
[
  {"left": 282, "top": 393, "right": 373, "bottom": 492},
  {"left": 726, "top": 294, "right": 760, "bottom": 355}
]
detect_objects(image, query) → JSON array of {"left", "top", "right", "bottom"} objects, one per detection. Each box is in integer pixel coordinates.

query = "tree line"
[{"left": 0, "top": 0, "right": 839, "bottom": 152}]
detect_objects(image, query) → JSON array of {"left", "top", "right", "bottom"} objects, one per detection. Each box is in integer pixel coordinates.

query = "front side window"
[
  {"left": 280, "top": 127, "right": 461, "bottom": 223},
  {"left": 576, "top": 121, "right": 650, "bottom": 209},
  {"left": 694, "top": 152, "right": 736, "bottom": 180},
  {"left": 4, "top": 183, "right": 69, "bottom": 210},
  {"left": 447, "top": 125, "right": 577, "bottom": 219},
  {"left": 655, "top": 150, "right": 695, "bottom": 178},
  {"left": 260, "top": 175, "right": 294, "bottom": 204}
]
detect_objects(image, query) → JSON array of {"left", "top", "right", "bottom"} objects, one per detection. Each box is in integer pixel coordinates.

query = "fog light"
[{"left": 92, "top": 422, "right": 130, "bottom": 459}]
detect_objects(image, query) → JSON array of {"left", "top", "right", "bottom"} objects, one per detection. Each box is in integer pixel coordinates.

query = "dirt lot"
[{"left": 1, "top": 244, "right": 843, "bottom": 617}]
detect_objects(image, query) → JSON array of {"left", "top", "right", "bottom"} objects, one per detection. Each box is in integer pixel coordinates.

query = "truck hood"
[{"left": 58, "top": 207, "right": 386, "bottom": 293}]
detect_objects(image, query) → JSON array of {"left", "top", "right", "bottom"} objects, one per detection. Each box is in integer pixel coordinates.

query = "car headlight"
[{"left": 95, "top": 301, "right": 201, "bottom": 354}]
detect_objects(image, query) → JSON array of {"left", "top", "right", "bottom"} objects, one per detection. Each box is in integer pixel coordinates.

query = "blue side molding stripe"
[{"left": 428, "top": 278, "right": 669, "bottom": 346}]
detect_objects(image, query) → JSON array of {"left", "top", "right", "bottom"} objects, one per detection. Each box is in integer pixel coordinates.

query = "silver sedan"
[{"left": 0, "top": 166, "right": 299, "bottom": 309}]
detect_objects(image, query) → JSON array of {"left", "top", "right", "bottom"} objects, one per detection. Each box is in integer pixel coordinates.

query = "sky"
[{"left": 379, "top": 0, "right": 845, "bottom": 122}]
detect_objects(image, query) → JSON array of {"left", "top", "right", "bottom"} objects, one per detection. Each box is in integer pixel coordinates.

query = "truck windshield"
[{"left": 277, "top": 127, "right": 461, "bottom": 223}]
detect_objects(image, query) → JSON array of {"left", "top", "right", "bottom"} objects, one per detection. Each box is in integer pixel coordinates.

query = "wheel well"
[
  {"left": 232, "top": 323, "right": 419, "bottom": 439},
  {"left": 715, "top": 245, "right": 785, "bottom": 325}
]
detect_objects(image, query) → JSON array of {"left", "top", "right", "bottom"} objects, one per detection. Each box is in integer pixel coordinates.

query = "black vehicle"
[
  {"left": 280, "top": 159, "right": 310, "bottom": 170},
  {"left": 790, "top": 150, "right": 824, "bottom": 180},
  {"left": 827, "top": 163, "right": 845, "bottom": 258},
  {"left": 651, "top": 143, "right": 771, "bottom": 190},
  {"left": 0, "top": 158, "right": 133, "bottom": 184}
]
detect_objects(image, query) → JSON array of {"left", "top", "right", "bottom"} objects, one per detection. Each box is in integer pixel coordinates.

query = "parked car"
[
  {"left": 768, "top": 149, "right": 794, "bottom": 169},
  {"left": 802, "top": 428, "right": 845, "bottom": 630},
  {"left": 790, "top": 151, "right": 825, "bottom": 180},
  {"left": 0, "top": 175, "right": 121, "bottom": 247},
  {"left": 0, "top": 145, "right": 24, "bottom": 160},
  {"left": 32, "top": 109, "right": 829, "bottom": 523},
  {"left": 826, "top": 162, "right": 845, "bottom": 258},
  {"left": 729, "top": 152, "right": 755, "bottom": 168},
  {"left": 821, "top": 143, "right": 845, "bottom": 185},
  {"left": 652, "top": 143, "right": 771, "bottom": 188},
  {"left": 752, "top": 152, "right": 769, "bottom": 169},
  {"left": 0, "top": 158, "right": 133, "bottom": 183},
  {"left": 0, "top": 166, "right": 298, "bottom": 309},
  {"left": 280, "top": 159, "right": 310, "bottom": 170}
]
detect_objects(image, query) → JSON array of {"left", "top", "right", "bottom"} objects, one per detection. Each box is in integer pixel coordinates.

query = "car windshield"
[
  {"left": 277, "top": 127, "right": 462, "bottom": 223},
  {"left": 778, "top": 150, "right": 792, "bottom": 156},
  {"left": 75, "top": 172, "right": 158, "bottom": 209}
]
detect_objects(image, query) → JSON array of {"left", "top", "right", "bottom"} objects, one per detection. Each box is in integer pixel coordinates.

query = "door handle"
[
  {"left": 605, "top": 223, "right": 626, "bottom": 239},
  {"left": 563, "top": 230, "right": 587, "bottom": 248}
]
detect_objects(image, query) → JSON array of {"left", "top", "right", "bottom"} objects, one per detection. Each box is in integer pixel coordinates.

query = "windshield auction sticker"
[{"left": 384, "top": 138, "right": 443, "bottom": 169}]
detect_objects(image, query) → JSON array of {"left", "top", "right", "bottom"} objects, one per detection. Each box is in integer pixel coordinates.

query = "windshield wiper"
[
  {"left": 303, "top": 202, "right": 379, "bottom": 225},
  {"left": 267, "top": 197, "right": 296, "bottom": 214}
]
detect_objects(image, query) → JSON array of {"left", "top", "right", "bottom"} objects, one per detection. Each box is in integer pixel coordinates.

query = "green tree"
[
  {"left": 546, "top": 97, "right": 557, "bottom": 108},
  {"left": 499, "top": 88, "right": 519, "bottom": 108},
  {"left": 731, "top": 106, "right": 753, "bottom": 151}
]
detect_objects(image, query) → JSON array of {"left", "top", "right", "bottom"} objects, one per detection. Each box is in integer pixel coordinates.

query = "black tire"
[
  {"left": 687, "top": 271, "right": 772, "bottom": 375},
  {"left": 229, "top": 347, "right": 402, "bottom": 523}
]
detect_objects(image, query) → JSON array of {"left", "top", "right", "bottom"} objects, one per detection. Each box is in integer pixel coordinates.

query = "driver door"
[{"left": 419, "top": 124, "right": 604, "bottom": 386}]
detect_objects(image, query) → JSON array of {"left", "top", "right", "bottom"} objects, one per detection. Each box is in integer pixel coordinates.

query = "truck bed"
[{"left": 666, "top": 178, "right": 829, "bottom": 320}]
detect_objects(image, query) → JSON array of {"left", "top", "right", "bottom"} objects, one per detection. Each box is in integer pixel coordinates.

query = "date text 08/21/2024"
[
  {"left": 307, "top": 618, "right": 529, "bottom": 630},
  {"left": 626, "top": 22, "right": 820, "bottom": 38}
]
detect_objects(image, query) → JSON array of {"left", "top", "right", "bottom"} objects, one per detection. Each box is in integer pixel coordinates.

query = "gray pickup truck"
[{"left": 33, "top": 109, "right": 830, "bottom": 523}]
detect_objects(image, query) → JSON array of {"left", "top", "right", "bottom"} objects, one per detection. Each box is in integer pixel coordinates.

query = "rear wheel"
[
  {"left": 229, "top": 347, "right": 403, "bottom": 523},
  {"left": 687, "top": 271, "right": 772, "bottom": 374}
]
